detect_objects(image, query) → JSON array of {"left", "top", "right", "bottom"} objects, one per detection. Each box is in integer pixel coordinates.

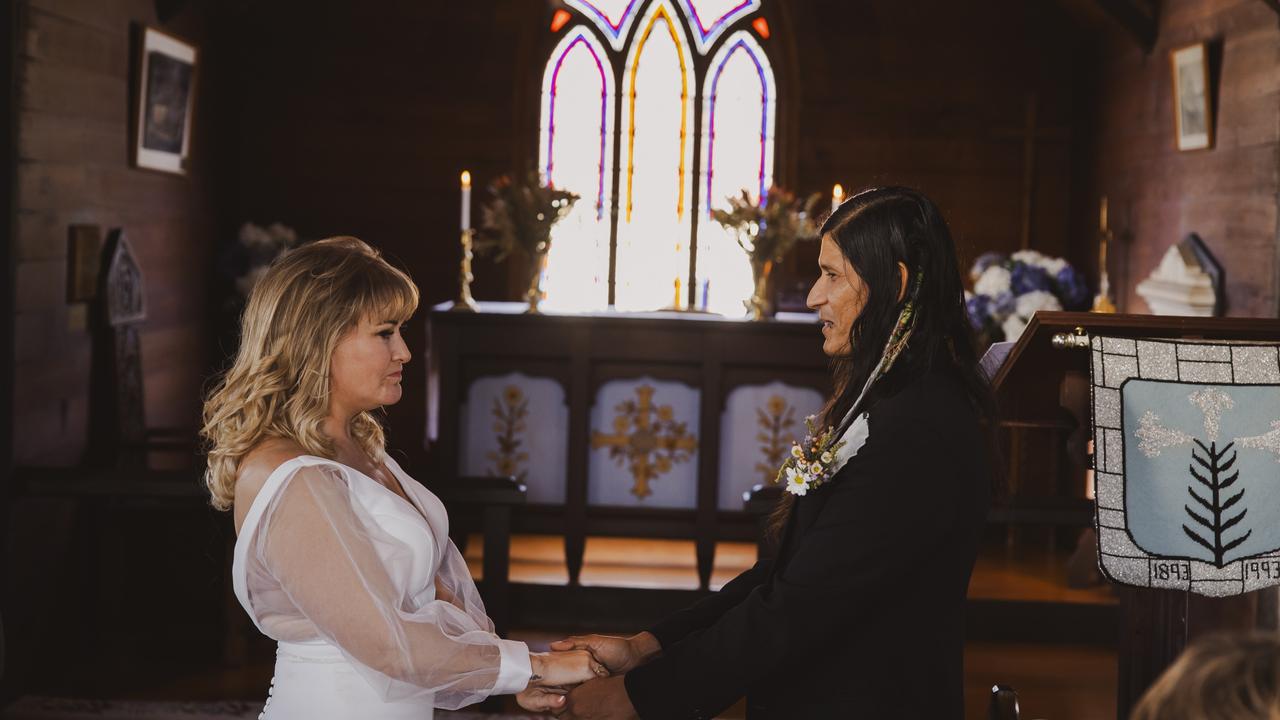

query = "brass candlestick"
[
  {"left": 451, "top": 228, "right": 478, "bottom": 312},
  {"left": 1092, "top": 196, "right": 1117, "bottom": 314}
]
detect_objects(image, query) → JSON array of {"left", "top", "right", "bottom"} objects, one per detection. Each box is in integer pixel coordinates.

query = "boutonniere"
[
  {"left": 777, "top": 268, "right": 919, "bottom": 497},
  {"left": 776, "top": 412, "right": 872, "bottom": 496}
]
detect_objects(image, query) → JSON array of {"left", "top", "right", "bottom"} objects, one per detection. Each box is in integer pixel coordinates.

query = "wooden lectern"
[{"left": 995, "top": 311, "right": 1280, "bottom": 717}]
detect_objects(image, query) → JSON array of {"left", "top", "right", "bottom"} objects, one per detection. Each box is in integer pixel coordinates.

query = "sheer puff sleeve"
[{"left": 239, "top": 461, "right": 531, "bottom": 709}]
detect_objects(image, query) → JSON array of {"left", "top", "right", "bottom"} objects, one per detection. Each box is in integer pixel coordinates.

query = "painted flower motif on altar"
[{"left": 966, "top": 249, "right": 1089, "bottom": 346}]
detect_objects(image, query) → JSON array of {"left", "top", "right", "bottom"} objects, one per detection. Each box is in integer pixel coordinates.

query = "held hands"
[
  {"left": 548, "top": 632, "right": 661, "bottom": 675},
  {"left": 517, "top": 633, "right": 658, "bottom": 715},
  {"left": 517, "top": 649, "right": 610, "bottom": 713},
  {"left": 530, "top": 649, "right": 610, "bottom": 688}
]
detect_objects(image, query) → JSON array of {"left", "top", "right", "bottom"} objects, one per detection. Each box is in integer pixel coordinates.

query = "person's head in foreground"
[
  {"left": 806, "top": 185, "right": 991, "bottom": 429},
  {"left": 1132, "top": 631, "right": 1280, "bottom": 720},
  {"left": 201, "top": 235, "right": 418, "bottom": 511}
]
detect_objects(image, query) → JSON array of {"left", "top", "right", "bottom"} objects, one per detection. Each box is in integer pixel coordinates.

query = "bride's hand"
[
  {"left": 516, "top": 685, "right": 569, "bottom": 713},
  {"left": 529, "top": 650, "right": 609, "bottom": 688}
]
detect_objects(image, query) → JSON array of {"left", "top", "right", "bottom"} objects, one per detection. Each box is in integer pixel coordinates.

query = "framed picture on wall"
[
  {"left": 1170, "top": 42, "right": 1212, "bottom": 152},
  {"left": 131, "top": 26, "right": 198, "bottom": 175}
]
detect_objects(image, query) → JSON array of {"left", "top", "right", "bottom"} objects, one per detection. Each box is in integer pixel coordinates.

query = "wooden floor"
[
  {"left": 47, "top": 632, "right": 1113, "bottom": 720},
  {"left": 466, "top": 533, "right": 1118, "bottom": 606},
  {"left": 12, "top": 534, "right": 1117, "bottom": 719}
]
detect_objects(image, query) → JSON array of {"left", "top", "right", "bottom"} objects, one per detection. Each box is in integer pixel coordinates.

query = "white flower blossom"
[
  {"left": 1015, "top": 290, "right": 1062, "bottom": 318},
  {"left": 974, "top": 266, "right": 1011, "bottom": 297},
  {"left": 238, "top": 222, "right": 275, "bottom": 251},
  {"left": 820, "top": 451, "right": 833, "bottom": 464},
  {"left": 785, "top": 466, "right": 811, "bottom": 496},
  {"left": 266, "top": 222, "right": 298, "bottom": 247},
  {"left": 1041, "top": 257, "right": 1068, "bottom": 276},
  {"left": 1002, "top": 314, "right": 1028, "bottom": 343},
  {"left": 790, "top": 444, "right": 804, "bottom": 459},
  {"left": 1011, "top": 249, "right": 1047, "bottom": 267}
]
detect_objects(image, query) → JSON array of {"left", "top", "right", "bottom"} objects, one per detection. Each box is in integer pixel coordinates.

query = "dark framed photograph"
[
  {"left": 131, "top": 26, "right": 198, "bottom": 175},
  {"left": 1170, "top": 42, "right": 1212, "bottom": 152}
]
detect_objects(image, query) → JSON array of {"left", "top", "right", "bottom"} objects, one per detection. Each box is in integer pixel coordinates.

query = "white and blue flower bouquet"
[{"left": 966, "top": 250, "right": 1090, "bottom": 346}]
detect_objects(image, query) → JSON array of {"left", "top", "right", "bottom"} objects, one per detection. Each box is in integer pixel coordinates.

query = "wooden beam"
[{"left": 1093, "top": 0, "right": 1158, "bottom": 52}]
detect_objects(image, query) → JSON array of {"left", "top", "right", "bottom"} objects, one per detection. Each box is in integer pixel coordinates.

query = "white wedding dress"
[{"left": 232, "top": 454, "right": 531, "bottom": 719}]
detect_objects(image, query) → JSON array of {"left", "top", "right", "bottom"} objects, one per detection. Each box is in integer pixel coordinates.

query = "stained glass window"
[
  {"left": 564, "top": 0, "right": 642, "bottom": 51},
  {"left": 540, "top": 0, "right": 775, "bottom": 314},
  {"left": 538, "top": 28, "right": 615, "bottom": 312},
  {"left": 695, "top": 31, "right": 775, "bottom": 316},
  {"left": 678, "top": 0, "right": 762, "bottom": 54},
  {"left": 614, "top": 0, "right": 695, "bottom": 311}
]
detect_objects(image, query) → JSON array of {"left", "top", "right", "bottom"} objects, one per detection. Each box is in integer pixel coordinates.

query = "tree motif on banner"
[
  {"left": 591, "top": 384, "right": 697, "bottom": 498},
  {"left": 1136, "top": 387, "right": 1280, "bottom": 567},
  {"left": 486, "top": 385, "right": 530, "bottom": 482},
  {"left": 754, "top": 394, "right": 798, "bottom": 484}
]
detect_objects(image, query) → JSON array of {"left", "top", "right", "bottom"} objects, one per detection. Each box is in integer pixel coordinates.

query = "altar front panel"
[
  {"left": 717, "top": 382, "right": 825, "bottom": 510},
  {"left": 588, "top": 377, "right": 701, "bottom": 509},
  {"left": 459, "top": 372, "right": 569, "bottom": 504},
  {"left": 425, "top": 302, "right": 830, "bottom": 585}
]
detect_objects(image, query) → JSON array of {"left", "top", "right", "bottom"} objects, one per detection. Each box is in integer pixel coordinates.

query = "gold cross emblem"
[{"left": 591, "top": 384, "right": 698, "bottom": 498}]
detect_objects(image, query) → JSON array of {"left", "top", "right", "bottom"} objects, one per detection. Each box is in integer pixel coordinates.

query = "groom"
[{"left": 520, "top": 188, "right": 992, "bottom": 718}]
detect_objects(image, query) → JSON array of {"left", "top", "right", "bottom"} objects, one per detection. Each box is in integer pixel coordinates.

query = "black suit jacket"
[{"left": 623, "top": 366, "right": 991, "bottom": 719}]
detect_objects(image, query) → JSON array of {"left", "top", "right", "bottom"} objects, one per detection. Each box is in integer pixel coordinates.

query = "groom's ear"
[{"left": 896, "top": 262, "right": 909, "bottom": 302}]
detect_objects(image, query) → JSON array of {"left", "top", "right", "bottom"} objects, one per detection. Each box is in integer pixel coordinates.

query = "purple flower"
[
  {"left": 1054, "top": 266, "right": 1090, "bottom": 310},
  {"left": 992, "top": 291, "right": 1016, "bottom": 317},
  {"left": 1010, "top": 262, "right": 1051, "bottom": 295},
  {"left": 970, "top": 252, "right": 1006, "bottom": 282},
  {"left": 966, "top": 295, "right": 992, "bottom": 330}
]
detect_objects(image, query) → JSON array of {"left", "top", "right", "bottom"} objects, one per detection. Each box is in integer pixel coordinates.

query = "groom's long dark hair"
[{"left": 769, "top": 186, "right": 999, "bottom": 537}]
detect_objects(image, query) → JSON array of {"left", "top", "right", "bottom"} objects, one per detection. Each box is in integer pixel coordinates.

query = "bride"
[{"left": 201, "top": 236, "right": 600, "bottom": 718}]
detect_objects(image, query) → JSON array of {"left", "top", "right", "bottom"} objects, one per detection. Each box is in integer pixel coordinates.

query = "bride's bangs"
[{"left": 356, "top": 261, "right": 419, "bottom": 326}]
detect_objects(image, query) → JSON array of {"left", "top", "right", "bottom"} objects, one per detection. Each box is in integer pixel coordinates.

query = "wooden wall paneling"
[
  {"left": 3, "top": 0, "right": 19, "bottom": 659},
  {"left": 720, "top": 366, "right": 830, "bottom": 398},
  {"left": 566, "top": 326, "right": 590, "bottom": 585},
  {"left": 13, "top": 0, "right": 215, "bottom": 466},
  {"left": 429, "top": 317, "right": 462, "bottom": 481},
  {"left": 695, "top": 332, "right": 722, "bottom": 589},
  {"left": 588, "top": 362, "right": 703, "bottom": 395},
  {"left": 217, "top": 0, "right": 1092, "bottom": 318},
  {"left": 1084, "top": 0, "right": 1280, "bottom": 317},
  {"left": 457, "top": 358, "right": 572, "bottom": 395}
]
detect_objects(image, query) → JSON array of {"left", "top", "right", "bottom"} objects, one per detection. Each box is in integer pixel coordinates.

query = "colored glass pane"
[
  {"left": 551, "top": 9, "right": 572, "bottom": 33},
  {"left": 539, "top": 29, "right": 615, "bottom": 311},
  {"left": 678, "top": 0, "right": 760, "bottom": 54},
  {"left": 751, "top": 16, "right": 769, "bottom": 39},
  {"left": 696, "top": 31, "right": 775, "bottom": 316},
  {"left": 564, "top": 0, "right": 642, "bottom": 51},
  {"left": 615, "top": 0, "right": 695, "bottom": 311}
]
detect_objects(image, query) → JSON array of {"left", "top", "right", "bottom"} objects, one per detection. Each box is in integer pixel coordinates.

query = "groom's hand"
[
  {"left": 549, "top": 632, "right": 660, "bottom": 674},
  {"left": 558, "top": 675, "right": 638, "bottom": 719}
]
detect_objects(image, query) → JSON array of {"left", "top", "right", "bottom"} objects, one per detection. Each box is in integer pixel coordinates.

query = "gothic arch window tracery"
[{"left": 540, "top": 0, "right": 778, "bottom": 314}]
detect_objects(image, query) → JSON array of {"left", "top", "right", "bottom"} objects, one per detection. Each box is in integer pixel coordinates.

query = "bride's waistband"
[{"left": 277, "top": 640, "right": 345, "bottom": 663}]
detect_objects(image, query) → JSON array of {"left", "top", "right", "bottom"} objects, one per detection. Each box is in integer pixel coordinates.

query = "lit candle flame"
[{"left": 461, "top": 170, "right": 472, "bottom": 189}]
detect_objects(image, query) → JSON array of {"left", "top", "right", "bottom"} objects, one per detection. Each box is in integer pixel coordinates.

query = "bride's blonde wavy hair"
[{"left": 201, "top": 236, "right": 419, "bottom": 511}]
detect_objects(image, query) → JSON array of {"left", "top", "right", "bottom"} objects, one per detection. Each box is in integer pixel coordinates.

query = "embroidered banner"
[{"left": 1091, "top": 337, "right": 1280, "bottom": 597}]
